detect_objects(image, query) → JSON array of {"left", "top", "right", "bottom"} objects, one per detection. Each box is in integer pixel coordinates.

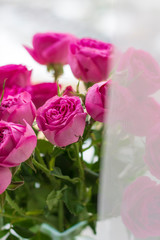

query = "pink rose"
[
  {"left": 3, "top": 86, "right": 25, "bottom": 98},
  {"left": 24, "top": 32, "right": 76, "bottom": 65},
  {"left": 145, "top": 123, "right": 160, "bottom": 179},
  {"left": 0, "top": 167, "right": 12, "bottom": 194},
  {"left": 63, "top": 86, "right": 75, "bottom": 96},
  {"left": 26, "top": 82, "right": 58, "bottom": 109},
  {"left": 85, "top": 80, "right": 111, "bottom": 122},
  {"left": 116, "top": 47, "right": 160, "bottom": 98},
  {"left": 36, "top": 96, "right": 87, "bottom": 147},
  {"left": 121, "top": 176, "right": 160, "bottom": 239},
  {"left": 69, "top": 38, "right": 113, "bottom": 83},
  {"left": 0, "top": 121, "right": 37, "bottom": 168},
  {"left": 0, "top": 92, "right": 36, "bottom": 125},
  {"left": 0, "top": 64, "right": 31, "bottom": 90}
]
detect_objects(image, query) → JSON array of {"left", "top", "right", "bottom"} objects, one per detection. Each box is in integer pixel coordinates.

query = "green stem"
[
  {"left": 74, "top": 142, "right": 85, "bottom": 202},
  {"left": 58, "top": 200, "right": 64, "bottom": 232}
]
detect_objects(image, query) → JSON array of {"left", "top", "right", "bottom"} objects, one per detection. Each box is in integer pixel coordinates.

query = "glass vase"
[{"left": 40, "top": 221, "right": 94, "bottom": 240}]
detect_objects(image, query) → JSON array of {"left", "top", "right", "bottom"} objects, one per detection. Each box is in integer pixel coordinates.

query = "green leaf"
[
  {"left": 25, "top": 157, "right": 37, "bottom": 172},
  {"left": 26, "top": 210, "right": 43, "bottom": 216},
  {"left": 63, "top": 188, "right": 84, "bottom": 215},
  {"left": 0, "top": 230, "right": 8, "bottom": 238},
  {"left": 13, "top": 225, "right": 34, "bottom": 238},
  {"left": 52, "top": 167, "right": 80, "bottom": 183},
  {"left": 6, "top": 192, "right": 25, "bottom": 216},
  {"left": 46, "top": 186, "right": 67, "bottom": 211},
  {"left": 6, "top": 234, "right": 19, "bottom": 240},
  {"left": 52, "top": 146, "right": 65, "bottom": 158},
  {"left": 7, "top": 181, "right": 24, "bottom": 191},
  {"left": 37, "top": 139, "right": 53, "bottom": 154},
  {"left": 0, "top": 191, "right": 6, "bottom": 209},
  {"left": 11, "top": 166, "right": 20, "bottom": 176},
  {"left": 31, "top": 232, "right": 51, "bottom": 240}
]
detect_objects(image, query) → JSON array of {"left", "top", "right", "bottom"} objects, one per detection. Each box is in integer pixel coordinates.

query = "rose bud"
[
  {"left": 0, "top": 64, "right": 31, "bottom": 90},
  {"left": 26, "top": 82, "right": 58, "bottom": 109},
  {"left": 121, "top": 176, "right": 160, "bottom": 239},
  {"left": 63, "top": 86, "right": 75, "bottom": 96},
  {"left": 0, "top": 92, "right": 36, "bottom": 125},
  {"left": 69, "top": 38, "right": 113, "bottom": 83},
  {"left": 24, "top": 32, "right": 76, "bottom": 65},
  {"left": 85, "top": 80, "right": 111, "bottom": 122},
  {"left": 36, "top": 96, "right": 87, "bottom": 147},
  {"left": 0, "top": 121, "right": 37, "bottom": 168}
]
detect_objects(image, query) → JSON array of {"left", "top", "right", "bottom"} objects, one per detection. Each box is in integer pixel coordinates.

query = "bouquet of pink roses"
[{"left": 0, "top": 32, "right": 113, "bottom": 239}]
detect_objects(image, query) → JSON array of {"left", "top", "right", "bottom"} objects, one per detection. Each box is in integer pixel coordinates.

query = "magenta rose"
[
  {"left": 26, "top": 82, "right": 58, "bottom": 109},
  {"left": 0, "top": 121, "right": 37, "bottom": 168},
  {"left": 121, "top": 176, "right": 160, "bottom": 239},
  {"left": 116, "top": 47, "right": 160, "bottom": 98},
  {"left": 36, "top": 96, "right": 87, "bottom": 147},
  {"left": 0, "top": 92, "right": 36, "bottom": 125},
  {"left": 0, "top": 64, "right": 31, "bottom": 91},
  {"left": 24, "top": 32, "right": 76, "bottom": 65},
  {"left": 69, "top": 38, "right": 113, "bottom": 83},
  {"left": 85, "top": 80, "right": 111, "bottom": 122}
]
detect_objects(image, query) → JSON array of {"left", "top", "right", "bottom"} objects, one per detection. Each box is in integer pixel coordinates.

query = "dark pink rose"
[
  {"left": 63, "top": 86, "right": 75, "bottom": 96},
  {"left": 145, "top": 123, "right": 160, "bottom": 179},
  {"left": 121, "top": 176, "right": 160, "bottom": 239},
  {"left": 0, "top": 167, "right": 12, "bottom": 194},
  {"left": 116, "top": 47, "right": 160, "bottom": 98},
  {"left": 0, "top": 92, "right": 36, "bottom": 125},
  {"left": 24, "top": 32, "right": 76, "bottom": 65},
  {"left": 0, "top": 64, "right": 31, "bottom": 90},
  {"left": 0, "top": 121, "right": 37, "bottom": 168},
  {"left": 26, "top": 82, "right": 58, "bottom": 109},
  {"left": 36, "top": 96, "right": 87, "bottom": 147},
  {"left": 69, "top": 38, "right": 113, "bottom": 83},
  {"left": 85, "top": 80, "right": 111, "bottom": 122}
]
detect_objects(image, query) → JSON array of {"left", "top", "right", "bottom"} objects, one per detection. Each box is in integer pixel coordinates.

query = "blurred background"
[
  {"left": 1, "top": 0, "right": 160, "bottom": 83},
  {"left": 0, "top": 0, "right": 115, "bottom": 85}
]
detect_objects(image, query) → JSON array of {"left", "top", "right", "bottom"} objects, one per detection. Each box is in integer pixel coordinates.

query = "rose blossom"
[
  {"left": 121, "top": 176, "right": 160, "bottom": 239},
  {"left": 116, "top": 47, "right": 160, "bottom": 98},
  {"left": 0, "top": 64, "right": 31, "bottom": 91},
  {"left": 36, "top": 95, "right": 87, "bottom": 147},
  {"left": 85, "top": 80, "right": 111, "bottom": 122},
  {"left": 0, "top": 92, "right": 36, "bottom": 125},
  {"left": 69, "top": 38, "right": 113, "bottom": 83},
  {"left": 0, "top": 121, "right": 37, "bottom": 168},
  {"left": 24, "top": 32, "right": 76, "bottom": 65},
  {"left": 26, "top": 82, "right": 58, "bottom": 109}
]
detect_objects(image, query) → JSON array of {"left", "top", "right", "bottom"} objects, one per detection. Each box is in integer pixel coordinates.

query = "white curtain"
[{"left": 98, "top": 1, "right": 160, "bottom": 239}]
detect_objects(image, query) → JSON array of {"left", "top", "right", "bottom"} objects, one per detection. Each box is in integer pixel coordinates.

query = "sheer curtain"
[{"left": 98, "top": 1, "right": 160, "bottom": 239}]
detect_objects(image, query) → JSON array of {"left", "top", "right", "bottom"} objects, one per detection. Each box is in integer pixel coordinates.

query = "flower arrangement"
[{"left": 0, "top": 32, "right": 113, "bottom": 239}]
